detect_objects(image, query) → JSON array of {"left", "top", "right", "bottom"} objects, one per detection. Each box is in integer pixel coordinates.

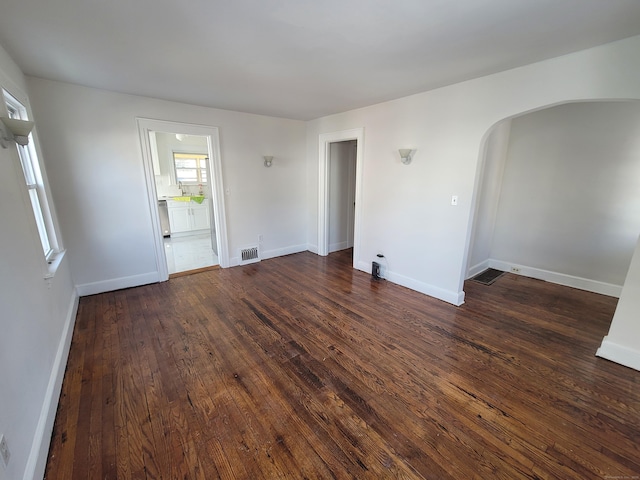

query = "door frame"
[
  {"left": 317, "top": 128, "right": 364, "bottom": 268},
  {"left": 346, "top": 142, "right": 357, "bottom": 249},
  {"left": 137, "top": 118, "right": 230, "bottom": 280}
]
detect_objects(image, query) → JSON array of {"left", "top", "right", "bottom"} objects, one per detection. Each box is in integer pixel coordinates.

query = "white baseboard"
[
  {"left": 488, "top": 260, "right": 622, "bottom": 298},
  {"left": 76, "top": 271, "right": 160, "bottom": 296},
  {"left": 356, "top": 260, "right": 464, "bottom": 306},
  {"left": 307, "top": 244, "right": 319, "bottom": 255},
  {"left": 262, "top": 244, "right": 308, "bottom": 260},
  {"left": 467, "top": 260, "right": 490, "bottom": 279},
  {"left": 229, "top": 244, "right": 309, "bottom": 267},
  {"left": 596, "top": 336, "right": 640, "bottom": 372},
  {"left": 329, "top": 241, "right": 349, "bottom": 253},
  {"left": 24, "top": 290, "right": 79, "bottom": 480}
]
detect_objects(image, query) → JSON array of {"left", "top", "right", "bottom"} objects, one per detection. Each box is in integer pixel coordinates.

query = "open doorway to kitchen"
[
  {"left": 138, "top": 118, "right": 229, "bottom": 280},
  {"left": 155, "top": 135, "right": 217, "bottom": 274}
]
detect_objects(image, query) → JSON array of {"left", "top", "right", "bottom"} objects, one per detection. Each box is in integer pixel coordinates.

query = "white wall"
[
  {"left": 328, "top": 141, "right": 356, "bottom": 252},
  {"left": 488, "top": 102, "right": 640, "bottom": 292},
  {"left": 467, "top": 120, "right": 511, "bottom": 276},
  {"left": 306, "top": 36, "right": 640, "bottom": 307},
  {"left": 598, "top": 232, "right": 640, "bottom": 370},
  {"left": 0, "top": 45, "right": 77, "bottom": 480},
  {"left": 26, "top": 78, "right": 307, "bottom": 293},
  {"left": 4, "top": 43, "right": 639, "bottom": 480}
]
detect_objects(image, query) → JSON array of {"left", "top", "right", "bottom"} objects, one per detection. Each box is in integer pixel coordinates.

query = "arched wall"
[
  {"left": 307, "top": 35, "right": 640, "bottom": 307},
  {"left": 470, "top": 100, "right": 640, "bottom": 371},
  {"left": 466, "top": 100, "right": 640, "bottom": 296}
]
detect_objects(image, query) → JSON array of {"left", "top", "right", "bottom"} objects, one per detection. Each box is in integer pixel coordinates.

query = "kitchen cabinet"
[
  {"left": 168, "top": 200, "right": 210, "bottom": 234},
  {"left": 191, "top": 204, "right": 210, "bottom": 230},
  {"left": 168, "top": 204, "right": 190, "bottom": 233}
]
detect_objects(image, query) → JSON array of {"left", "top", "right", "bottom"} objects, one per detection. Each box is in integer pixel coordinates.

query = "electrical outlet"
[
  {"left": 0, "top": 434, "right": 10, "bottom": 467},
  {"left": 511, "top": 267, "right": 521, "bottom": 273}
]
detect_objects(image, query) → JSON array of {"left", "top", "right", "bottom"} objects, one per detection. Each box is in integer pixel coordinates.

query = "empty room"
[{"left": 1, "top": 1, "right": 640, "bottom": 479}]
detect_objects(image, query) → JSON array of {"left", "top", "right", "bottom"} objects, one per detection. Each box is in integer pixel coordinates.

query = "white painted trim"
[
  {"left": 76, "top": 271, "right": 160, "bottom": 296},
  {"left": 23, "top": 291, "right": 79, "bottom": 480},
  {"left": 356, "top": 260, "right": 465, "bottom": 306},
  {"left": 488, "top": 259, "right": 622, "bottom": 297},
  {"left": 318, "top": 137, "right": 329, "bottom": 256},
  {"left": 466, "top": 260, "right": 490, "bottom": 279},
  {"left": 137, "top": 120, "right": 169, "bottom": 281},
  {"left": 346, "top": 144, "right": 357, "bottom": 249},
  {"left": 230, "top": 244, "right": 308, "bottom": 266},
  {"left": 262, "top": 244, "right": 308, "bottom": 261},
  {"left": 307, "top": 244, "right": 319, "bottom": 255},
  {"left": 136, "top": 118, "right": 230, "bottom": 281},
  {"left": 596, "top": 336, "right": 640, "bottom": 372},
  {"left": 329, "top": 241, "right": 349, "bottom": 253},
  {"left": 206, "top": 128, "right": 230, "bottom": 268},
  {"left": 318, "top": 128, "right": 364, "bottom": 271}
]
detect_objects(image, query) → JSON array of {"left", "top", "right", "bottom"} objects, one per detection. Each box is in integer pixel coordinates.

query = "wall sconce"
[
  {"left": 1, "top": 117, "right": 35, "bottom": 149},
  {"left": 398, "top": 149, "right": 414, "bottom": 165},
  {"left": 263, "top": 155, "right": 273, "bottom": 167}
]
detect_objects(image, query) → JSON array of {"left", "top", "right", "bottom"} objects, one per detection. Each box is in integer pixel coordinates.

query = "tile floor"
[{"left": 164, "top": 233, "right": 218, "bottom": 274}]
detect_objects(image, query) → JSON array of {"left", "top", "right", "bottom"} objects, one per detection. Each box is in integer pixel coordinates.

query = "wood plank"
[{"left": 45, "top": 249, "right": 640, "bottom": 479}]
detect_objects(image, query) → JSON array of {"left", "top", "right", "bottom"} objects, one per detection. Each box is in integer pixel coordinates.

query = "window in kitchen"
[
  {"left": 4, "top": 89, "right": 61, "bottom": 265},
  {"left": 174, "top": 152, "right": 208, "bottom": 184}
]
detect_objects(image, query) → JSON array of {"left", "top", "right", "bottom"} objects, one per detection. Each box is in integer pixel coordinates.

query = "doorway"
[
  {"left": 138, "top": 118, "right": 229, "bottom": 281},
  {"left": 153, "top": 132, "right": 217, "bottom": 274},
  {"left": 317, "top": 128, "right": 364, "bottom": 269},
  {"left": 328, "top": 140, "right": 357, "bottom": 254}
]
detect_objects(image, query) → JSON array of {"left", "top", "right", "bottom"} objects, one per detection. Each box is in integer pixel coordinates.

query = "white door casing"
[
  {"left": 317, "top": 128, "right": 364, "bottom": 268},
  {"left": 137, "top": 118, "right": 230, "bottom": 280}
]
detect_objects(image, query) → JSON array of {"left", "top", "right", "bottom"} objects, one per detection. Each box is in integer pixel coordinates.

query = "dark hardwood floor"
[{"left": 45, "top": 250, "right": 640, "bottom": 479}]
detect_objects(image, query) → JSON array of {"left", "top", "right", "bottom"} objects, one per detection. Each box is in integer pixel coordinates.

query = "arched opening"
[{"left": 466, "top": 100, "right": 640, "bottom": 297}]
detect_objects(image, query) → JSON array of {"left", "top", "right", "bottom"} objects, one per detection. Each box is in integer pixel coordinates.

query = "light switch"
[{"left": 451, "top": 195, "right": 458, "bottom": 206}]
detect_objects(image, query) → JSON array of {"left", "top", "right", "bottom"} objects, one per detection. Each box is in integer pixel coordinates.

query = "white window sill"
[{"left": 44, "top": 250, "right": 66, "bottom": 279}]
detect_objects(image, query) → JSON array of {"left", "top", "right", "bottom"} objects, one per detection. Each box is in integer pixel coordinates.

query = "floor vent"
[
  {"left": 239, "top": 246, "right": 260, "bottom": 265},
  {"left": 471, "top": 268, "right": 505, "bottom": 285}
]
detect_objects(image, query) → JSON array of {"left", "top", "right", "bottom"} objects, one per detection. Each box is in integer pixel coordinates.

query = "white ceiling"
[{"left": 1, "top": 0, "right": 640, "bottom": 120}]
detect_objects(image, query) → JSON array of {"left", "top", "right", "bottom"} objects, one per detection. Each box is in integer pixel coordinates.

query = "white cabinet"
[
  {"left": 168, "top": 204, "right": 191, "bottom": 233},
  {"left": 168, "top": 200, "right": 210, "bottom": 234},
  {"left": 191, "top": 204, "right": 210, "bottom": 230}
]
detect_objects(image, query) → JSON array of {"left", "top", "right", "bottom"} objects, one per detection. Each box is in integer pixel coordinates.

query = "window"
[
  {"left": 4, "top": 89, "right": 60, "bottom": 262},
  {"left": 174, "top": 152, "right": 208, "bottom": 184}
]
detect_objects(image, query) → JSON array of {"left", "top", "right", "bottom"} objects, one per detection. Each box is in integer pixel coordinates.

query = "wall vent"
[{"left": 239, "top": 246, "right": 260, "bottom": 265}]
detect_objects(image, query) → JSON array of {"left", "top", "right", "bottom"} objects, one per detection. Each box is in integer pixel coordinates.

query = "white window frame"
[
  {"left": 173, "top": 152, "right": 209, "bottom": 185},
  {"left": 4, "top": 89, "right": 61, "bottom": 264}
]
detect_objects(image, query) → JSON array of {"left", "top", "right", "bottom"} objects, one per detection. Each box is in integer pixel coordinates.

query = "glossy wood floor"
[{"left": 45, "top": 250, "right": 640, "bottom": 479}]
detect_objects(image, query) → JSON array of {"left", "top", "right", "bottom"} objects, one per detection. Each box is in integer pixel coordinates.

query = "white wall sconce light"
[
  {"left": 398, "top": 149, "right": 415, "bottom": 165},
  {"left": 263, "top": 155, "right": 273, "bottom": 167},
  {"left": 0, "top": 117, "right": 34, "bottom": 149}
]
